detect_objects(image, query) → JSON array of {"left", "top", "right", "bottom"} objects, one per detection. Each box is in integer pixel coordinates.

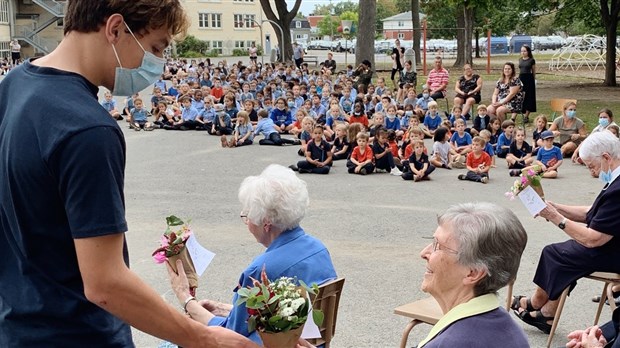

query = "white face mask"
[{"left": 111, "top": 22, "right": 166, "bottom": 96}]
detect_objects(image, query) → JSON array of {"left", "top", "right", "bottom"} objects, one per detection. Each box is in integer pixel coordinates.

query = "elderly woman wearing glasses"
[
  {"left": 166, "top": 164, "right": 336, "bottom": 344},
  {"left": 417, "top": 202, "right": 528, "bottom": 348}
]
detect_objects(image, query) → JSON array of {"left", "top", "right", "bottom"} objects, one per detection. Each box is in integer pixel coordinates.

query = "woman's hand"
[
  {"left": 571, "top": 133, "right": 580, "bottom": 141},
  {"left": 198, "top": 299, "right": 232, "bottom": 317},
  {"left": 166, "top": 259, "right": 191, "bottom": 304},
  {"left": 566, "top": 326, "right": 606, "bottom": 348},
  {"left": 538, "top": 201, "right": 562, "bottom": 223}
]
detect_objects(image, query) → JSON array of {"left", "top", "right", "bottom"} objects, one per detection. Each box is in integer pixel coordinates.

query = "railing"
[
  {"left": 32, "top": 0, "right": 66, "bottom": 17},
  {"left": 14, "top": 25, "right": 58, "bottom": 53}
]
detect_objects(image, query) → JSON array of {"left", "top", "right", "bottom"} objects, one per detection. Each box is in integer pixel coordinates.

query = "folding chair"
[
  {"left": 545, "top": 272, "right": 620, "bottom": 348},
  {"left": 307, "top": 278, "right": 345, "bottom": 348},
  {"left": 393, "top": 282, "right": 514, "bottom": 348}
]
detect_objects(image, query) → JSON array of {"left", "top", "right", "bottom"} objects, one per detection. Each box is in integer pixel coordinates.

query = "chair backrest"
[{"left": 307, "top": 278, "right": 345, "bottom": 348}]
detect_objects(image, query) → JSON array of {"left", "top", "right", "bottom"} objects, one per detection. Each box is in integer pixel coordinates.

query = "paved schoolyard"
[{"left": 121, "top": 123, "right": 609, "bottom": 348}]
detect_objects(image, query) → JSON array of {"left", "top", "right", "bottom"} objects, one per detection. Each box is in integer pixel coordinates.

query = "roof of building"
[
  {"left": 307, "top": 15, "right": 338, "bottom": 28},
  {"left": 290, "top": 18, "right": 311, "bottom": 29},
  {"left": 382, "top": 11, "right": 426, "bottom": 22}
]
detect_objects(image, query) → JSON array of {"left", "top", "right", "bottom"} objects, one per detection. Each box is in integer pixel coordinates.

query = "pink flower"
[
  {"left": 521, "top": 176, "right": 528, "bottom": 185},
  {"left": 182, "top": 227, "right": 193, "bottom": 240},
  {"left": 527, "top": 169, "right": 536, "bottom": 176},
  {"left": 504, "top": 192, "right": 516, "bottom": 201},
  {"left": 153, "top": 251, "right": 167, "bottom": 264}
]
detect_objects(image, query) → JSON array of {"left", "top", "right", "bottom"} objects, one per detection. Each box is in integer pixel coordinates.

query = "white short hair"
[
  {"left": 238, "top": 164, "right": 309, "bottom": 231},
  {"left": 579, "top": 131, "right": 620, "bottom": 161}
]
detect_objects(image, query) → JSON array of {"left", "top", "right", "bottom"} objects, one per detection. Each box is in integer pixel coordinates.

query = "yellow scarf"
[{"left": 418, "top": 293, "right": 499, "bottom": 347}]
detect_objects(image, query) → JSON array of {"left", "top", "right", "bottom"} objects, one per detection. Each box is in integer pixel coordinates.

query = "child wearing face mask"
[
  {"left": 415, "top": 87, "right": 434, "bottom": 121},
  {"left": 471, "top": 104, "right": 490, "bottom": 136},
  {"left": 384, "top": 105, "right": 401, "bottom": 132},
  {"left": 348, "top": 100, "right": 369, "bottom": 129},
  {"left": 324, "top": 103, "right": 347, "bottom": 140}
]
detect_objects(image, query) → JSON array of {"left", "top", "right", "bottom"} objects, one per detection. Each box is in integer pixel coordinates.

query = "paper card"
[
  {"left": 301, "top": 297, "right": 322, "bottom": 339},
  {"left": 185, "top": 234, "right": 215, "bottom": 277},
  {"left": 518, "top": 185, "right": 547, "bottom": 216}
]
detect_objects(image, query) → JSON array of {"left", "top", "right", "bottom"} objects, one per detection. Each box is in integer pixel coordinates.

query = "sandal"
[
  {"left": 515, "top": 309, "right": 553, "bottom": 334},
  {"left": 510, "top": 295, "right": 538, "bottom": 311}
]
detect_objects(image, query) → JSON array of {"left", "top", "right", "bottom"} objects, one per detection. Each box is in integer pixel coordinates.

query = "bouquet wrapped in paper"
[
  {"left": 236, "top": 267, "right": 324, "bottom": 348},
  {"left": 505, "top": 165, "right": 545, "bottom": 200},
  {"left": 152, "top": 215, "right": 198, "bottom": 296}
]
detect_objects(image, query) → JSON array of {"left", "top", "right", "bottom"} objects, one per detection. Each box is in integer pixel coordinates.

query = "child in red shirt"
[
  {"left": 347, "top": 132, "right": 375, "bottom": 175},
  {"left": 458, "top": 136, "right": 492, "bottom": 183}
]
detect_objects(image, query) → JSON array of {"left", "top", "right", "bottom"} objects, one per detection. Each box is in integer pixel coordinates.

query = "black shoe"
[
  {"left": 523, "top": 116, "right": 530, "bottom": 123},
  {"left": 458, "top": 174, "right": 466, "bottom": 180},
  {"left": 509, "top": 169, "right": 521, "bottom": 177},
  {"left": 163, "top": 125, "right": 174, "bottom": 130},
  {"left": 179, "top": 126, "right": 189, "bottom": 131},
  {"left": 293, "top": 139, "right": 302, "bottom": 145},
  {"left": 116, "top": 115, "right": 124, "bottom": 121},
  {"left": 288, "top": 165, "right": 299, "bottom": 172},
  {"left": 298, "top": 168, "right": 311, "bottom": 174},
  {"left": 360, "top": 168, "right": 367, "bottom": 175}
]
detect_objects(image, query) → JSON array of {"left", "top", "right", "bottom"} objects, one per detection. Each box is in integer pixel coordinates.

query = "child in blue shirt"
[
  {"left": 221, "top": 110, "right": 253, "bottom": 148},
  {"left": 384, "top": 105, "right": 401, "bottom": 132},
  {"left": 129, "top": 98, "right": 153, "bottom": 131},
  {"left": 324, "top": 103, "right": 346, "bottom": 140},
  {"left": 524, "top": 130, "right": 563, "bottom": 178},
  {"left": 212, "top": 104, "right": 233, "bottom": 136},
  {"left": 254, "top": 109, "right": 300, "bottom": 146},
  {"left": 415, "top": 87, "right": 434, "bottom": 121},
  {"left": 100, "top": 91, "right": 123, "bottom": 120},
  {"left": 165, "top": 96, "right": 200, "bottom": 130},
  {"left": 450, "top": 119, "right": 472, "bottom": 156},
  {"left": 448, "top": 105, "right": 467, "bottom": 129},
  {"left": 269, "top": 97, "right": 294, "bottom": 133},
  {"left": 496, "top": 119, "right": 515, "bottom": 158},
  {"left": 423, "top": 101, "right": 442, "bottom": 136}
]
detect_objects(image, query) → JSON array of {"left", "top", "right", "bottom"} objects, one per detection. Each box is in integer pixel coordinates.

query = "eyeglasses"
[
  {"left": 430, "top": 238, "right": 459, "bottom": 254},
  {"left": 240, "top": 213, "right": 249, "bottom": 224}
]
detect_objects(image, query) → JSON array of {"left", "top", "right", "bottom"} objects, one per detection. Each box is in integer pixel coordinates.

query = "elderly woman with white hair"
[
  {"left": 166, "top": 164, "right": 337, "bottom": 344},
  {"left": 417, "top": 202, "right": 529, "bottom": 347},
  {"left": 512, "top": 130, "right": 620, "bottom": 335}
]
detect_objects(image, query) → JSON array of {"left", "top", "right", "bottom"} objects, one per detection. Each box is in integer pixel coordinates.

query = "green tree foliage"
[
  {"left": 376, "top": 0, "right": 399, "bottom": 32},
  {"left": 396, "top": 0, "right": 411, "bottom": 13},
  {"left": 317, "top": 16, "right": 339, "bottom": 38},
  {"left": 176, "top": 35, "right": 209, "bottom": 56},
  {"left": 333, "top": 1, "right": 359, "bottom": 15}
]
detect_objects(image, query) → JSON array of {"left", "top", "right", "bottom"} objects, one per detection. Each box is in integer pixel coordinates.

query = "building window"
[
  {"left": 235, "top": 41, "right": 246, "bottom": 49},
  {"left": 398, "top": 33, "right": 405, "bottom": 39},
  {"left": 0, "top": 41, "right": 9, "bottom": 59},
  {"left": 233, "top": 14, "right": 243, "bottom": 28},
  {"left": 247, "top": 40, "right": 256, "bottom": 48},
  {"left": 212, "top": 41, "right": 223, "bottom": 54},
  {"left": 55, "top": 18, "right": 64, "bottom": 28},
  {"left": 295, "top": 34, "right": 302, "bottom": 39},
  {"left": 0, "top": 0, "right": 9, "bottom": 24},
  {"left": 295, "top": 21, "right": 301, "bottom": 29},
  {"left": 244, "top": 14, "right": 255, "bottom": 28},
  {"left": 233, "top": 0, "right": 254, "bottom": 2},
  {"left": 398, "top": 21, "right": 404, "bottom": 27},
  {"left": 199, "top": 13, "right": 222, "bottom": 28}
]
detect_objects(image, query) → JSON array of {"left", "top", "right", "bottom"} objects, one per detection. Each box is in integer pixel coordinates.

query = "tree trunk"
[
  {"left": 475, "top": 28, "right": 480, "bottom": 58},
  {"left": 259, "top": 0, "right": 302, "bottom": 63},
  {"left": 356, "top": 0, "right": 376, "bottom": 68},
  {"left": 454, "top": 4, "right": 473, "bottom": 67},
  {"left": 600, "top": 0, "right": 619, "bottom": 86},
  {"left": 411, "top": 0, "right": 421, "bottom": 65}
]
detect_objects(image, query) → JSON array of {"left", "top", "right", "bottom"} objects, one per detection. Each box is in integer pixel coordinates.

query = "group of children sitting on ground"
[{"left": 97, "top": 59, "right": 612, "bottom": 182}]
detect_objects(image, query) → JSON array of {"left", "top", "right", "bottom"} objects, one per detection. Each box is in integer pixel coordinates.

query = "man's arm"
[{"left": 75, "top": 234, "right": 258, "bottom": 348}]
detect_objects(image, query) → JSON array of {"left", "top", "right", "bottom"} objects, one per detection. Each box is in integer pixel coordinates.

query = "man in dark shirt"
[{"left": 0, "top": 1, "right": 256, "bottom": 347}]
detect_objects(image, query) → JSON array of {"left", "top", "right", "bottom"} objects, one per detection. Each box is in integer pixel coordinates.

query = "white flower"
[
  {"left": 280, "top": 307, "right": 294, "bottom": 317},
  {"left": 291, "top": 298, "right": 306, "bottom": 312}
]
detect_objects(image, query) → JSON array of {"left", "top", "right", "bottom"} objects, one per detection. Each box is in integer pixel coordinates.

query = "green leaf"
[
  {"left": 267, "top": 294, "right": 281, "bottom": 305},
  {"left": 166, "top": 215, "right": 184, "bottom": 226},
  {"left": 248, "top": 316, "right": 257, "bottom": 333},
  {"left": 268, "top": 315, "right": 282, "bottom": 324},
  {"left": 313, "top": 309, "right": 325, "bottom": 326}
]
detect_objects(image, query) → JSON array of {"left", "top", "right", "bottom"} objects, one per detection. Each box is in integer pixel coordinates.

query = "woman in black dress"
[
  {"left": 511, "top": 131, "right": 620, "bottom": 334},
  {"left": 519, "top": 45, "right": 536, "bottom": 123},
  {"left": 391, "top": 39, "right": 405, "bottom": 90},
  {"left": 453, "top": 63, "right": 482, "bottom": 118}
]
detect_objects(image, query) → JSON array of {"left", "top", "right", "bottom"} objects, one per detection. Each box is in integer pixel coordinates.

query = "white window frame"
[
  {"left": 235, "top": 41, "right": 246, "bottom": 49},
  {"left": 198, "top": 13, "right": 222, "bottom": 29},
  {"left": 0, "top": 0, "right": 9, "bottom": 24},
  {"left": 398, "top": 33, "right": 405, "bottom": 39},
  {"left": 295, "top": 21, "right": 301, "bottom": 29},
  {"left": 211, "top": 13, "right": 222, "bottom": 28},
  {"left": 212, "top": 41, "right": 223, "bottom": 54},
  {"left": 234, "top": 14, "right": 244, "bottom": 28},
  {"left": 398, "top": 21, "right": 404, "bottom": 27},
  {"left": 243, "top": 14, "right": 255, "bottom": 28},
  {"left": 0, "top": 41, "right": 9, "bottom": 59}
]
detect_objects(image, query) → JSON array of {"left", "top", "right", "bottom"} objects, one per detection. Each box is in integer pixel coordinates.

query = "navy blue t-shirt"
[{"left": 0, "top": 62, "right": 132, "bottom": 346}]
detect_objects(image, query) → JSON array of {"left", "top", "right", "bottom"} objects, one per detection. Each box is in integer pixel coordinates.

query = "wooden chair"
[
  {"left": 546, "top": 272, "right": 620, "bottom": 348},
  {"left": 393, "top": 282, "right": 514, "bottom": 348},
  {"left": 307, "top": 278, "right": 345, "bottom": 348},
  {"left": 549, "top": 98, "right": 577, "bottom": 125}
]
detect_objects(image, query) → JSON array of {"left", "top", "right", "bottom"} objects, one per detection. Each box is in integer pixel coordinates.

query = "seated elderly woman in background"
[
  {"left": 166, "top": 164, "right": 337, "bottom": 344},
  {"left": 512, "top": 131, "right": 620, "bottom": 335},
  {"left": 416, "top": 202, "right": 528, "bottom": 347},
  {"left": 548, "top": 100, "right": 587, "bottom": 157}
]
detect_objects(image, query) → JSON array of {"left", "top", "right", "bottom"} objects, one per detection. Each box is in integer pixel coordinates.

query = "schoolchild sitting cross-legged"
[{"left": 289, "top": 125, "right": 332, "bottom": 174}]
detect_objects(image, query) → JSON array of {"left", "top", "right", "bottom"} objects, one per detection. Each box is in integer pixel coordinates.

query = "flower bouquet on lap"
[
  {"left": 152, "top": 216, "right": 198, "bottom": 296},
  {"left": 236, "top": 268, "right": 324, "bottom": 348},
  {"left": 506, "top": 165, "right": 545, "bottom": 199}
]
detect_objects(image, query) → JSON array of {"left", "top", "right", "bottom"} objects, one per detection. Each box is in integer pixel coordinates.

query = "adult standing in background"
[
  {"left": 248, "top": 42, "right": 258, "bottom": 65},
  {"left": 391, "top": 39, "right": 405, "bottom": 90},
  {"left": 10, "top": 39, "right": 21, "bottom": 67},
  {"left": 293, "top": 42, "right": 304, "bottom": 69},
  {"left": 519, "top": 45, "right": 536, "bottom": 123}
]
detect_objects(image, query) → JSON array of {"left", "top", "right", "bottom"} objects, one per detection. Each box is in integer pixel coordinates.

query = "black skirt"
[
  {"left": 519, "top": 73, "right": 536, "bottom": 113},
  {"left": 533, "top": 239, "right": 620, "bottom": 300}
]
